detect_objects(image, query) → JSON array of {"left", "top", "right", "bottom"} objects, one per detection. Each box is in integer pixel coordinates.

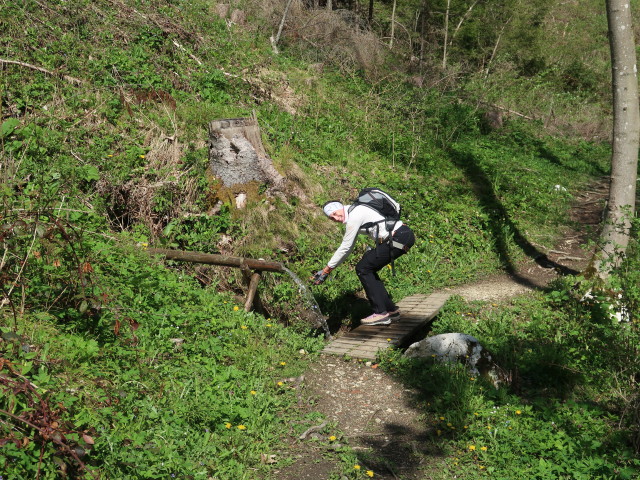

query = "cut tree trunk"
[{"left": 208, "top": 116, "right": 285, "bottom": 190}]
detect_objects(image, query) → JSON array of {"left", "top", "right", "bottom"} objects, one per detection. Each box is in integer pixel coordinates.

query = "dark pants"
[{"left": 355, "top": 225, "right": 415, "bottom": 314}]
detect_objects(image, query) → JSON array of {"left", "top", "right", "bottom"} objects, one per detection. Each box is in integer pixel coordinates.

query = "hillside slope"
[{"left": 3, "top": 1, "right": 639, "bottom": 479}]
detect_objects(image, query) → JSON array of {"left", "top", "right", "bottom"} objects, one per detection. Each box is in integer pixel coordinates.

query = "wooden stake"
[{"left": 244, "top": 272, "right": 261, "bottom": 312}]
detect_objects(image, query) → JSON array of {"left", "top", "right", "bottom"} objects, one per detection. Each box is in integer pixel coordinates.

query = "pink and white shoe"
[{"left": 361, "top": 312, "right": 391, "bottom": 326}]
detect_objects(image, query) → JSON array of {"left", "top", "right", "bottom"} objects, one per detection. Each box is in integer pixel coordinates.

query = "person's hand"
[{"left": 311, "top": 266, "right": 333, "bottom": 285}]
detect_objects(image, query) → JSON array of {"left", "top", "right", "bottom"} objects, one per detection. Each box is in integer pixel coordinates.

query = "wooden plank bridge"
[{"left": 322, "top": 293, "right": 451, "bottom": 360}]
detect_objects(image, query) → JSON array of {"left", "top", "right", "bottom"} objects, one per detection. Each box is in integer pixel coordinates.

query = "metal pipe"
[{"left": 147, "top": 248, "right": 285, "bottom": 273}]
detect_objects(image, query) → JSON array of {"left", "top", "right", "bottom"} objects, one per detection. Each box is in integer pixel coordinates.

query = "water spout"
[{"left": 282, "top": 267, "right": 331, "bottom": 339}]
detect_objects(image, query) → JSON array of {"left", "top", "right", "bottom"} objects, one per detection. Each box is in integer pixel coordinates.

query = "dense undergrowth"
[
  {"left": 380, "top": 236, "right": 640, "bottom": 479},
  {"left": 1, "top": 0, "right": 639, "bottom": 478}
]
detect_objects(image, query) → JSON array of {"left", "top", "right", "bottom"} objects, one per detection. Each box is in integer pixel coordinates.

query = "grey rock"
[{"left": 404, "top": 333, "right": 509, "bottom": 387}]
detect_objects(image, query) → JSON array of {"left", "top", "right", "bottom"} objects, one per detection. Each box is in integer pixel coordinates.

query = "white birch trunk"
[{"left": 594, "top": 0, "right": 640, "bottom": 275}]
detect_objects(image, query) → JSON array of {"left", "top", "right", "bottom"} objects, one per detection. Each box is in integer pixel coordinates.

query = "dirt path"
[{"left": 274, "top": 181, "right": 608, "bottom": 480}]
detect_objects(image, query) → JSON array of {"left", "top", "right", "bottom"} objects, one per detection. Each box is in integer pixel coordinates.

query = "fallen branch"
[
  {"left": 299, "top": 421, "right": 327, "bottom": 440},
  {"left": 479, "top": 101, "right": 534, "bottom": 120},
  {"left": 172, "top": 39, "right": 203, "bottom": 65},
  {"left": 557, "top": 256, "right": 585, "bottom": 262},
  {"left": 0, "top": 59, "right": 83, "bottom": 86}
]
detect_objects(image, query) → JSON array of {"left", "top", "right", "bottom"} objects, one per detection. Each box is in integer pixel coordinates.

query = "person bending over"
[{"left": 312, "top": 200, "right": 415, "bottom": 326}]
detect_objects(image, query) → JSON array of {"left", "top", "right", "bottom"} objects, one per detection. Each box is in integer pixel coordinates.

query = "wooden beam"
[{"left": 147, "top": 248, "right": 284, "bottom": 272}]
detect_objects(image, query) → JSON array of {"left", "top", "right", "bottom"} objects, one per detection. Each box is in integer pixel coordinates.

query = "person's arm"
[
  {"left": 327, "top": 207, "right": 368, "bottom": 271},
  {"left": 326, "top": 221, "right": 359, "bottom": 269}
]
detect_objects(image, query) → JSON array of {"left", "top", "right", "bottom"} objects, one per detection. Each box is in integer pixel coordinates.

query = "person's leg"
[
  {"left": 357, "top": 226, "right": 416, "bottom": 314},
  {"left": 356, "top": 244, "right": 393, "bottom": 314},
  {"left": 385, "top": 226, "right": 416, "bottom": 314}
]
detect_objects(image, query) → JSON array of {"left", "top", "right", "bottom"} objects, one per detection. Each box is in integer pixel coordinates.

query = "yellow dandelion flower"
[
  {"left": 439, "top": 416, "right": 445, "bottom": 420},
  {"left": 481, "top": 446, "right": 488, "bottom": 451},
  {"left": 516, "top": 410, "right": 522, "bottom": 415},
  {"left": 241, "top": 325, "right": 248, "bottom": 330},
  {"left": 237, "top": 425, "right": 246, "bottom": 430},
  {"left": 446, "top": 422, "right": 452, "bottom": 427},
  {"left": 436, "top": 430, "right": 442, "bottom": 436},
  {"left": 107, "top": 154, "right": 113, "bottom": 157},
  {"left": 474, "top": 412, "right": 479, "bottom": 416},
  {"left": 354, "top": 465, "right": 361, "bottom": 470},
  {"left": 266, "top": 324, "right": 272, "bottom": 327},
  {"left": 250, "top": 390, "right": 257, "bottom": 395},
  {"left": 470, "top": 377, "right": 476, "bottom": 381},
  {"left": 233, "top": 306, "right": 239, "bottom": 311},
  {"left": 329, "top": 435, "right": 336, "bottom": 441},
  {"left": 366, "top": 471, "right": 374, "bottom": 477},
  {"left": 464, "top": 425, "right": 468, "bottom": 429},
  {"left": 139, "top": 154, "right": 145, "bottom": 158},
  {"left": 468, "top": 445, "right": 476, "bottom": 451},
  {"left": 280, "top": 361, "right": 286, "bottom": 366},
  {"left": 387, "top": 338, "right": 391, "bottom": 342},
  {"left": 225, "top": 422, "right": 232, "bottom": 429}
]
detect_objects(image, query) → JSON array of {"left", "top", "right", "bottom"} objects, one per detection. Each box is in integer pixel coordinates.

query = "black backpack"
[{"left": 347, "top": 187, "right": 401, "bottom": 235}]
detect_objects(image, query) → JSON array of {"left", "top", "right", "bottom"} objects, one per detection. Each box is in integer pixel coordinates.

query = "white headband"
[{"left": 323, "top": 201, "right": 343, "bottom": 217}]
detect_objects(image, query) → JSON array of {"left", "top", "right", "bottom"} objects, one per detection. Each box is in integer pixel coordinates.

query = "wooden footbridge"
[{"left": 322, "top": 293, "right": 451, "bottom": 360}]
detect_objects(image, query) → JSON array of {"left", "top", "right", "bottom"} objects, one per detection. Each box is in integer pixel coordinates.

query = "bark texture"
[
  {"left": 595, "top": 0, "right": 639, "bottom": 274},
  {"left": 208, "top": 117, "right": 285, "bottom": 190}
]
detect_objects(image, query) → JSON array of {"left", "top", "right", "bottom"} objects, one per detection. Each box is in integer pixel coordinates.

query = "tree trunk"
[
  {"left": 271, "top": 0, "right": 295, "bottom": 54},
  {"left": 368, "top": 0, "right": 374, "bottom": 25},
  {"left": 593, "top": 0, "right": 640, "bottom": 275},
  {"left": 442, "top": 0, "right": 451, "bottom": 69},
  {"left": 389, "top": 0, "right": 397, "bottom": 47}
]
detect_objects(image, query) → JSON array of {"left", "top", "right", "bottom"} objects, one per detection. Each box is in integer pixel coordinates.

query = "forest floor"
[{"left": 273, "top": 180, "right": 609, "bottom": 480}]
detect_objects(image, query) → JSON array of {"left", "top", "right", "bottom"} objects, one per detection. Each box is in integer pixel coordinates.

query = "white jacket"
[{"left": 327, "top": 204, "right": 403, "bottom": 269}]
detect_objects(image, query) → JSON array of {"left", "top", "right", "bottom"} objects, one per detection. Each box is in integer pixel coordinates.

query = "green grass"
[
  {"left": 376, "top": 252, "right": 640, "bottom": 479},
  {"left": 1, "top": 0, "right": 638, "bottom": 478},
  {"left": 0, "top": 240, "right": 325, "bottom": 479}
]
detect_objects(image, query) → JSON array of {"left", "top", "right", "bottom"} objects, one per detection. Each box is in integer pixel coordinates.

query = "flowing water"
[{"left": 282, "top": 267, "right": 331, "bottom": 339}]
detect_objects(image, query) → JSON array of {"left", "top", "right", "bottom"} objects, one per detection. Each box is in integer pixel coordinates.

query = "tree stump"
[{"left": 208, "top": 116, "right": 285, "bottom": 192}]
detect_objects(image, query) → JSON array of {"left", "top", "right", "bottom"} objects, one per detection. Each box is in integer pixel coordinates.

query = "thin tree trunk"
[
  {"left": 419, "top": 1, "right": 429, "bottom": 64},
  {"left": 451, "top": 0, "right": 480, "bottom": 44},
  {"left": 271, "top": 0, "right": 295, "bottom": 54},
  {"left": 442, "top": 0, "right": 451, "bottom": 69},
  {"left": 593, "top": 0, "right": 639, "bottom": 275},
  {"left": 389, "top": 0, "right": 397, "bottom": 47},
  {"left": 368, "top": 0, "right": 374, "bottom": 25},
  {"left": 484, "top": 21, "right": 508, "bottom": 79}
]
